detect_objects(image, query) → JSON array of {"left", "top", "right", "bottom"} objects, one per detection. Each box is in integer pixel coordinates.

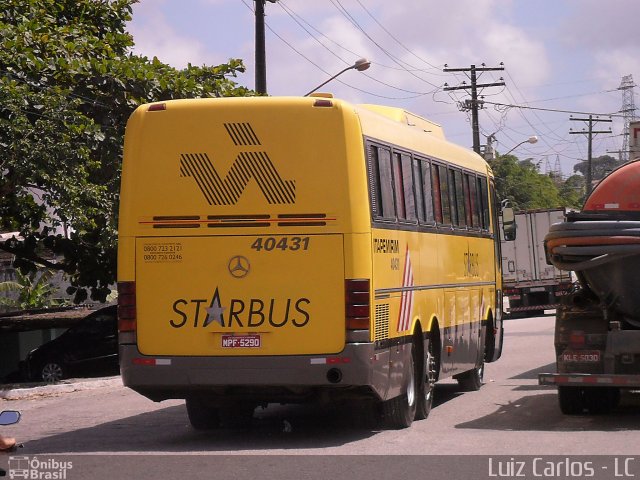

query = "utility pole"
[
  {"left": 443, "top": 64, "right": 505, "bottom": 154},
  {"left": 569, "top": 115, "right": 613, "bottom": 195},
  {"left": 255, "top": 0, "right": 277, "bottom": 95}
]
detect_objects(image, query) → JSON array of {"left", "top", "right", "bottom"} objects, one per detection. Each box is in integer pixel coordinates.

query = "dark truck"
[{"left": 539, "top": 159, "right": 640, "bottom": 414}]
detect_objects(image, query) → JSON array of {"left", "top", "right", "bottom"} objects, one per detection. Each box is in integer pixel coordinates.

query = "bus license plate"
[
  {"left": 221, "top": 335, "right": 261, "bottom": 348},
  {"left": 560, "top": 350, "right": 601, "bottom": 363}
]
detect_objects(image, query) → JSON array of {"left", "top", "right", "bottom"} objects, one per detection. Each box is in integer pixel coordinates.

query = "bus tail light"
[
  {"left": 118, "top": 281, "right": 137, "bottom": 333},
  {"left": 345, "top": 279, "right": 370, "bottom": 330}
]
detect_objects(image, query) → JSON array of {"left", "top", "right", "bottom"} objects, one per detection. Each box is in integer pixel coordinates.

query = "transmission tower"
[
  {"left": 619, "top": 74, "right": 637, "bottom": 162},
  {"left": 553, "top": 155, "right": 562, "bottom": 178}
]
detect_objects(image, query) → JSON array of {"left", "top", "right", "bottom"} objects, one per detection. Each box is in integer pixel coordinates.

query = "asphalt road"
[{"left": 2, "top": 314, "right": 640, "bottom": 479}]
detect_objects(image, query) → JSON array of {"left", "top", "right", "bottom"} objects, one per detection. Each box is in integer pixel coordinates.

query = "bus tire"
[
  {"left": 186, "top": 397, "right": 221, "bottom": 430},
  {"left": 220, "top": 404, "right": 256, "bottom": 428},
  {"left": 456, "top": 361, "right": 484, "bottom": 392},
  {"left": 382, "top": 341, "right": 418, "bottom": 429},
  {"left": 415, "top": 336, "right": 436, "bottom": 420}
]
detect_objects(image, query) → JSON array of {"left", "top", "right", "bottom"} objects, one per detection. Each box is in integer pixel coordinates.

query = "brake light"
[
  {"left": 345, "top": 279, "right": 370, "bottom": 330},
  {"left": 569, "top": 331, "right": 586, "bottom": 347},
  {"left": 118, "top": 281, "right": 137, "bottom": 333}
]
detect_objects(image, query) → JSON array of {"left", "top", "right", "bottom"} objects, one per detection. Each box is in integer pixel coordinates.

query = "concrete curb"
[{"left": 0, "top": 376, "right": 122, "bottom": 400}]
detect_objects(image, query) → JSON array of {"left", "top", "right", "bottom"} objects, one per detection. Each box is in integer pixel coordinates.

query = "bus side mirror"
[
  {"left": 0, "top": 410, "right": 20, "bottom": 426},
  {"left": 502, "top": 206, "right": 516, "bottom": 241}
]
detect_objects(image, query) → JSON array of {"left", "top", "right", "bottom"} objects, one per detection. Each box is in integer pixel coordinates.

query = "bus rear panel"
[{"left": 118, "top": 97, "right": 379, "bottom": 403}]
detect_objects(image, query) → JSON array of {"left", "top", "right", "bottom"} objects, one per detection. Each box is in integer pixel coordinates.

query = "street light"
[
  {"left": 504, "top": 135, "right": 539, "bottom": 155},
  {"left": 304, "top": 58, "right": 371, "bottom": 97}
]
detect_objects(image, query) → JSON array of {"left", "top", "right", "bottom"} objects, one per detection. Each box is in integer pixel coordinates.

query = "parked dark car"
[{"left": 25, "top": 305, "right": 118, "bottom": 383}]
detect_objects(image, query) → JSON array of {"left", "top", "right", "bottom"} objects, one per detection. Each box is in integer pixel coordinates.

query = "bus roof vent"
[{"left": 309, "top": 92, "right": 334, "bottom": 98}]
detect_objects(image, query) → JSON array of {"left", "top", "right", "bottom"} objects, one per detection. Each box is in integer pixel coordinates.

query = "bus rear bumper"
[{"left": 119, "top": 342, "right": 389, "bottom": 402}]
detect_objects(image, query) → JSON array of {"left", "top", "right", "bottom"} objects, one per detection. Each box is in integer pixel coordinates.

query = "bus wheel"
[
  {"left": 186, "top": 397, "right": 221, "bottom": 430},
  {"left": 220, "top": 404, "right": 256, "bottom": 428},
  {"left": 415, "top": 336, "right": 436, "bottom": 420},
  {"left": 382, "top": 342, "right": 418, "bottom": 429},
  {"left": 456, "top": 361, "right": 484, "bottom": 392}
]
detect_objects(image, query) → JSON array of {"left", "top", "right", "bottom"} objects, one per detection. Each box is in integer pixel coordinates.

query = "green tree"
[
  {"left": 573, "top": 155, "right": 624, "bottom": 181},
  {"left": 558, "top": 174, "right": 585, "bottom": 209},
  {"left": 0, "top": 0, "right": 252, "bottom": 302},
  {"left": 489, "top": 155, "right": 562, "bottom": 210}
]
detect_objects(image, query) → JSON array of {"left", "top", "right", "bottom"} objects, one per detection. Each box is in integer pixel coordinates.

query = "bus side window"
[
  {"left": 412, "top": 157, "right": 425, "bottom": 222},
  {"left": 373, "top": 145, "right": 396, "bottom": 220},
  {"left": 450, "top": 169, "right": 466, "bottom": 227},
  {"left": 478, "top": 176, "right": 490, "bottom": 230},
  {"left": 401, "top": 153, "right": 417, "bottom": 222},
  {"left": 437, "top": 164, "right": 452, "bottom": 225},
  {"left": 431, "top": 163, "right": 443, "bottom": 223},
  {"left": 392, "top": 152, "right": 406, "bottom": 220},
  {"left": 462, "top": 173, "right": 473, "bottom": 227},
  {"left": 448, "top": 169, "right": 458, "bottom": 226},
  {"left": 467, "top": 173, "right": 480, "bottom": 228},
  {"left": 420, "top": 159, "right": 435, "bottom": 224}
]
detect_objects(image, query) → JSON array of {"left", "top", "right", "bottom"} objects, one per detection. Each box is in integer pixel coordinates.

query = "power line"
[
  {"left": 241, "top": 0, "right": 438, "bottom": 99},
  {"left": 352, "top": 0, "right": 443, "bottom": 72},
  {"left": 277, "top": 1, "right": 432, "bottom": 74},
  {"left": 277, "top": 1, "right": 436, "bottom": 96},
  {"left": 482, "top": 100, "right": 623, "bottom": 117},
  {"left": 328, "top": 0, "right": 440, "bottom": 88}
]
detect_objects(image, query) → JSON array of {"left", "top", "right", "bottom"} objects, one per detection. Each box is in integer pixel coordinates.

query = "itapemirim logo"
[{"left": 179, "top": 123, "right": 296, "bottom": 206}]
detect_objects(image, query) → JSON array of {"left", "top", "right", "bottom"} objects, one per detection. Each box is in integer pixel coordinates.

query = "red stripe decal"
[{"left": 397, "top": 247, "right": 415, "bottom": 332}]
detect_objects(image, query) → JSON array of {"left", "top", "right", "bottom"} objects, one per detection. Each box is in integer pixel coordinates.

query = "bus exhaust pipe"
[{"left": 327, "top": 368, "right": 343, "bottom": 384}]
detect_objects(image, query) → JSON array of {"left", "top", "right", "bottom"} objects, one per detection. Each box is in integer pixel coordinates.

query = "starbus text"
[{"left": 169, "top": 296, "right": 311, "bottom": 329}]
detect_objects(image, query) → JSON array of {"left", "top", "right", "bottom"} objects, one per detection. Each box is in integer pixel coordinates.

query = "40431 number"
[{"left": 251, "top": 236, "right": 310, "bottom": 252}]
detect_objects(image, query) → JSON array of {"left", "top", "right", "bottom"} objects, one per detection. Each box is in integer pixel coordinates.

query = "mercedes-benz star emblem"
[{"left": 228, "top": 255, "right": 251, "bottom": 278}]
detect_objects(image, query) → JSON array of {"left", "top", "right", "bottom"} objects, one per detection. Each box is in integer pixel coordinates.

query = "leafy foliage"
[
  {"left": 558, "top": 174, "right": 585, "bottom": 209},
  {"left": 489, "top": 155, "right": 562, "bottom": 210},
  {"left": 0, "top": 0, "right": 252, "bottom": 302},
  {"left": 573, "top": 155, "right": 624, "bottom": 181},
  {"left": 0, "top": 269, "right": 64, "bottom": 309}
]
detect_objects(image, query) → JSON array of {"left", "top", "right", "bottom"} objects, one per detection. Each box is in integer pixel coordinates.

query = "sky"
[{"left": 127, "top": 0, "right": 640, "bottom": 177}]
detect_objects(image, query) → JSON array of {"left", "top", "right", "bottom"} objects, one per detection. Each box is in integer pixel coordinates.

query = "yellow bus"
[{"left": 117, "top": 95, "right": 505, "bottom": 429}]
